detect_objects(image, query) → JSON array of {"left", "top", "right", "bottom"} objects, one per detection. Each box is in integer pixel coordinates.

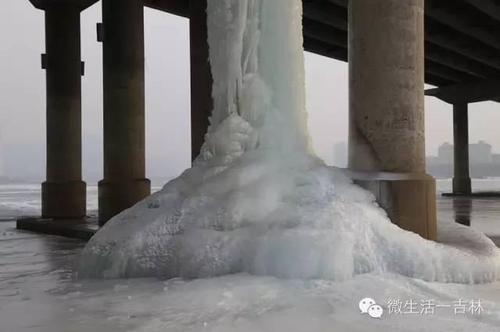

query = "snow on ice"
[{"left": 79, "top": 0, "right": 500, "bottom": 286}]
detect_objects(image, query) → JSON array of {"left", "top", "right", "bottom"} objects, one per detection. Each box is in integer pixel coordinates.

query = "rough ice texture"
[{"left": 79, "top": 0, "right": 500, "bottom": 283}]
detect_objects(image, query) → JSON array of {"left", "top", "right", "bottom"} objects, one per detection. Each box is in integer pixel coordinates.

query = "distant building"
[
  {"left": 426, "top": 156, "right": 439, "bottom": 165},
  {"left": 427, "top": 141, "right": 500, "bottom": 179},
  {"left": 333, "top": 141, "right": 348, "bottom": 168},
  {"left": 437, "top": 142, "right": 453, "bottom": 165},
  {"left": 469, "top": 140, "right": 492, "bottom": 164},
  {"left": 433, "top": 141, "right": 494, "bottom": 165}
]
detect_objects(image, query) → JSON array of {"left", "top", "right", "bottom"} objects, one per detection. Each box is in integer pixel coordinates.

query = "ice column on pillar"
[
  {"left": 348, "top": 0, "right": 437, "bottom": 239},
  {"left": 98, "top": 0, "right": 151, "bottom": 224}
]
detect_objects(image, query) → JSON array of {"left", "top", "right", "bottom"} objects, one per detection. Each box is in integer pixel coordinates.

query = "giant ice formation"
[{"left": 79, "top": 0, "right": 500, "bottom": 283}]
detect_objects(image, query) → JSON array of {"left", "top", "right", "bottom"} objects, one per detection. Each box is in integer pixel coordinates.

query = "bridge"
[
  {"left": 147, "top": 0, "right": 500, "bottom": 198},
  {"left": 148, "top": 0, "right": 500, "bottom": 93},
  {"left": 18, "top": 0, "right": 499, "bottom": 241}
]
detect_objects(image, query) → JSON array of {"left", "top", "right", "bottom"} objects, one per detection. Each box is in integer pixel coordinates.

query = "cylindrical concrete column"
[
  {"left": 189, "top": 0, "right": 213, "bottom": 161},
  {"left": 453, "top": 103, "right": 472, "bottom": 194},
  {"left": 42, "top": 4, "right": 86, "bottom": 219},
  {"left": 348, "top": 0, "right": 436, "bottom": 240},
  {"left": 98, "top": 0, "right": 150, "bottom": 224},
  {"left": 348, "top": 0, "right": 425, "bottom": 173},
  {"left": 454, "top": 197, "right": 471, "bottom": 227}
]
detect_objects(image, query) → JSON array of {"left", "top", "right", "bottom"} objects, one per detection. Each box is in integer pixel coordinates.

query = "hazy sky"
[{"left": 1, "top": 0, "right": 500, "bottom": 183}]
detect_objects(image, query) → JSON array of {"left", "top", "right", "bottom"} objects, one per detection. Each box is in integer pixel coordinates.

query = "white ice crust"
[{"left": 79, "top": 0, "right": 500, "bottom": 284}]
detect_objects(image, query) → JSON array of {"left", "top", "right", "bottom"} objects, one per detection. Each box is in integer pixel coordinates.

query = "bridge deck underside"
[{"left": 145, "top": 0, "right": 500, "bottom": 103}]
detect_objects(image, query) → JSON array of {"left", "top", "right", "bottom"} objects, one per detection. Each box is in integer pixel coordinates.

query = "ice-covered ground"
[
  {"left": 3, "top": 0, "right": 500, "bottom": 331},
  {"left": 80, "top": 0, "right": 500, "bottom": 284},
  {"left": 1, "top": 220, "right": 500, "bottom": 332},
  {"left": 2, "top": 0, "right": 485, "bottom": 330},
  {"left": 0, "top": 184, "right": 99, "bottom": 219}
]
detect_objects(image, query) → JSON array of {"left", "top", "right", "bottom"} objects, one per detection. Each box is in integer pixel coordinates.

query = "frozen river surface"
[
  {"left": 4, "top": 0, "right": 500, "bottom": 329},
  {"left": 2, "top": 220, "right": 500, "bottom": 332}
]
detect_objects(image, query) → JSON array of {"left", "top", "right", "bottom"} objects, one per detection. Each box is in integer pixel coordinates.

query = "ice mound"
[{"left": 79, "top": 0, "right": 500, "bottom": 283}]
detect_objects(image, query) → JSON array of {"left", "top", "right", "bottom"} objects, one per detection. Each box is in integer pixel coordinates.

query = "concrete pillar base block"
[
  {"left": 98, "top": 178, "right": 151, "bottom": 225},
  {"left": 347, "top": 171, "right": 437, "bottom": 241},
  {"left": 453, "top": 177, "right": 472, "bottom": 195},
  {"left": 42, "top": 180, "right": 86, "bottom": 219},
  {"left": 17, "top": 217, "right": 97, "bottom": 241}
]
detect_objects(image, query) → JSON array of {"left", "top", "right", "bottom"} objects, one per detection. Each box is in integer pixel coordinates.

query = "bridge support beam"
[
  {"left": 98, "top": 0, "right": 150, "bottom": 225},
  {"left": 189, "top": 0, "right": 213, "bottom": 161},
  {"left": 453, "top": 103, "right": 472, "bottom": 195},
  {"left": 41, "top": 3, "right": 86, "bottom": 219},
  {"left": 348, "top": 0, "right": 436, "bottom": 240}
]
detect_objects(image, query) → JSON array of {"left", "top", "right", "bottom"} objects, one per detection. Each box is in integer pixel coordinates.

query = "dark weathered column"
[
  {"left": 98, "top": 0, "right": 150, "bottom": 224},
  {"left": 42, "top": 4, "right": 86, "bottom": 219},
  {"left": 348, "top": 0, "right": 436, "bottom": 240},
  {"left": 453, "top": 103, "right": 472, "bottom": 194},
  {"left": 454, "top": 197, "right": 472, "bottom": 227},
  {"left": 189, "top": 0, "right": 213, "bottom": 161}
]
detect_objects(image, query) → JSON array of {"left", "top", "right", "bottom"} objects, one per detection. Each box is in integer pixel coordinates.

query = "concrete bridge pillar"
[
  {"left": 189, "top": 0, "right": 213, "bottom": 161},
  {"left": 33, "top": 1, "right": 88, "bottom": 219},
  {"left": 453, "top": 103, "right": 472, "bottom": 195},
  {"left": 348, "top": 0, "right": 437, "bottom": 240},
  {"left": 98, "top": 0, "right": 151, "bottom": 224}
]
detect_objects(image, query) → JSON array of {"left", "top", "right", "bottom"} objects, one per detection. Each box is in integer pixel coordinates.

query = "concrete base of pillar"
[
  {"left": 453, "top": 177, "right": 472, "bottom": 195},
  {"left": 17, "top": 217, "right": 97, "bottom": 241},
  {"left": 42, "top": 180, "right": 86, "bottom": 219},
  {"left": 346, "top": 171, "right": 437, "bottom": 241},
  {"left": 98, "top": 178, "right": 151, "bottom": 225},
  {"left": 442, "top": 191, "right": 500, "bottom": 198}
]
